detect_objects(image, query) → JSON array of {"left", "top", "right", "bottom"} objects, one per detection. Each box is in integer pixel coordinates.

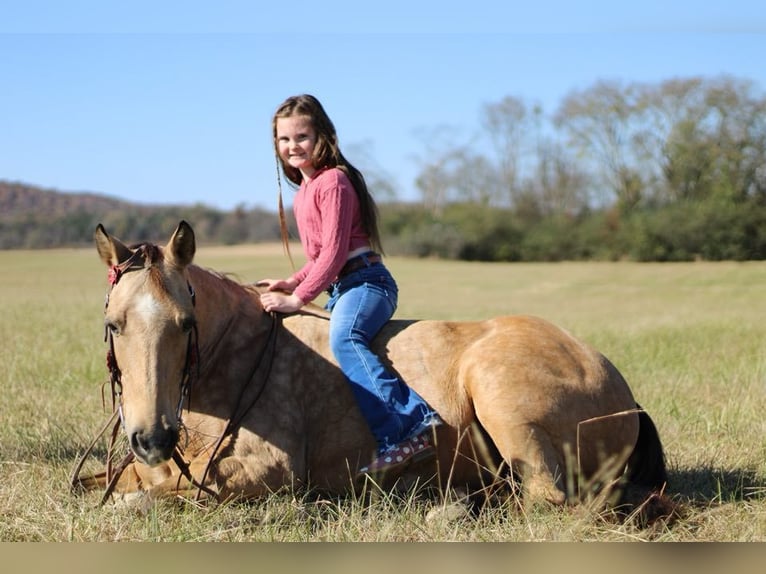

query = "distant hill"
[
  {"left": 0, "top": 181, "right": 141, "bottom": 218},
  {"left": 0, "top": 180, "right": 285, "bottom": 249}
]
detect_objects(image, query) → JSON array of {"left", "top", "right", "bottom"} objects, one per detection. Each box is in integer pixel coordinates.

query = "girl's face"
[{"left": 276, "top": 115, "right": 317, "bottom": 179}]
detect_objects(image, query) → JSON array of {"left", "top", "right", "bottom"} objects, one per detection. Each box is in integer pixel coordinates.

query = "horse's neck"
[
  {"left": 179, "top": 266, "right": 277, "bottom": 425},
  {"left": 189, "top": 266, "right": 270, "bottom": 364}
]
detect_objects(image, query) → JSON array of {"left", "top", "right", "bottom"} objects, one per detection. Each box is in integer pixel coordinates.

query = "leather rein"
[{"left": 70, "top": 247, "right": 279, "bottom": 504}]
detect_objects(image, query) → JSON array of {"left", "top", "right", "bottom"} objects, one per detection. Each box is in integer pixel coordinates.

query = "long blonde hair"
[{"left": 272, "top": 94, "right": 384, "bottom": 256}]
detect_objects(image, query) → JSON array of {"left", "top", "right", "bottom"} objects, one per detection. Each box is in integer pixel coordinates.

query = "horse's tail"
[{"left": 624, "top": 404, "right": 668, "bottom": 489}]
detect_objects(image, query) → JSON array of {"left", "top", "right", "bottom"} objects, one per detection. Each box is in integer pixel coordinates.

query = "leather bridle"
[
  {"left": 71, "top": 248, "right": 280, "bottom": 504},
  {"left": 71, "top": 245, "right": 210, "bottom": 502},
  {"left": 102, "top": 245, "right": 200, "bottom": 430}
]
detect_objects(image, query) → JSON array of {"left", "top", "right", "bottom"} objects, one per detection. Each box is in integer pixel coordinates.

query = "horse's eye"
[
  {"left": 180, "top": 316, "right": 196, "bottom": 333},
  {"left": 105, "top": 321, "right": 121, "bottom": 336}
]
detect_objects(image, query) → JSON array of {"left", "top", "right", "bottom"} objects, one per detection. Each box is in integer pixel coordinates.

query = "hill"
[
  {"left": 1, "top": 181, "right": 135, "bottom": 218},
  {"left": 0, "top": 180, "right": 284, "bottom": 249}
]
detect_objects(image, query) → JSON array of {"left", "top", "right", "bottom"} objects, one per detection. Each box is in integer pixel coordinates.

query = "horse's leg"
[
  {"left": 130, "top": 458, "right": 290, "bottom": 502},
  {"left": 472, "top": 403, "right": 567, "bottom": 506},
  {"left": 136, "top": 455, "right": 282, "bottom": 501},
  {"left": 211, "top": 453, "right": 305, "bottom": 500},
  {"left": 75, "top": 465, "right": 143, "bottom": 494},
  {"left": 493, "top": 424, "right": 567, "bottom": 505},
  {"left": 79, "top": 460, "right": 181, "bottom": 505},
  {"left": 141, "top": 457, "right": 219, "bottom": 500},
  {"left": 137, "top": 438, "right": 304, "bottom": 501}
]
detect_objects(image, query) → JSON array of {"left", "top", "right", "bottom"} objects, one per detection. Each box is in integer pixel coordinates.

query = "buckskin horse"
[{"left": 72, "top": 220, "right": 667, "bottom": 509}]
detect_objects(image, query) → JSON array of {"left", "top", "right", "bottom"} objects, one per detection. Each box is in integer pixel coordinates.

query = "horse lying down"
[{"left": 72, "top": 221, "right": 667, "bottom": 511}]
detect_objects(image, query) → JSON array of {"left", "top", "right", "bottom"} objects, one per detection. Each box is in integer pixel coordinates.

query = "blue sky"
[{"left": 1, "top": 1, "right": 765, "bottom": 210}]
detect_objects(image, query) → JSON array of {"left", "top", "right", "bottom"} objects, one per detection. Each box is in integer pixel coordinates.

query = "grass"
[{"left": 1, "top": 243, "right": 765, "bottom": 541}]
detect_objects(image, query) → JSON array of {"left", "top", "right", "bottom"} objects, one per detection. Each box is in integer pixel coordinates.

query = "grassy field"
[{"left": 1, "top": 241, "right": 764, "bottom": 541}]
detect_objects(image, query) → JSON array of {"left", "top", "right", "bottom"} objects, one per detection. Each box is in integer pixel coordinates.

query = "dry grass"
[{"left": 1, "top": 244, "right": 765, "bottom": 541}]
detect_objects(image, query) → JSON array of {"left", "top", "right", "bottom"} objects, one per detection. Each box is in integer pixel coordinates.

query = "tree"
[
  {"left": 412, "top": 125, "right": 470, "bottom": 215},
  {"left": 480, "top": 95, "right": 531, "bottom": 206},
  {"left": 639, "top": 76, "right": 766, "bottom": 204},
  {"left": 345, "top": 140, "right": 398, "bottom": 202},
  {"left": 555, "top": 80, "right": 645, "bottom": 211},
  {"left": 521, "top": 138, "right": 590, "bottom": 218}
]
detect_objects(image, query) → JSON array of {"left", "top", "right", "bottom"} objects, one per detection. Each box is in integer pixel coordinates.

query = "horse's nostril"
[
  {"left": 130, "top": 429, "right": 147, "bottom": 455},
  {"left": 130, "top": 427, "right": 179, "bottom": 465}
]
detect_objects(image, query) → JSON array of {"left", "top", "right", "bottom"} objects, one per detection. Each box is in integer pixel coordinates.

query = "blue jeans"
[{"left": 325, "top": 260, "right": 440, "bottom": 453}]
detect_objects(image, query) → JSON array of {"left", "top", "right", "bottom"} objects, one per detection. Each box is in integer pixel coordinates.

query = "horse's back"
[
  {"left": 382, "top": 314, "right": 637, "bottom": 425},
  {"left": 381, "top": 314, "right": 641, "bottom": 502}
]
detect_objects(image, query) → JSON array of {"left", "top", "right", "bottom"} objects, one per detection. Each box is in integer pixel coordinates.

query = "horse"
[{"left": 72, "top": 220, "right": 667, "bottom": 510}]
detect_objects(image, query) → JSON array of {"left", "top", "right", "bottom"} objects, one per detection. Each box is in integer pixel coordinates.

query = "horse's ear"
[
  {"left": 94, "top": 223, "right": 133, "bottom": 267},
  {"left": 166, "top": 220, "right": 196, "bottom": 268}
]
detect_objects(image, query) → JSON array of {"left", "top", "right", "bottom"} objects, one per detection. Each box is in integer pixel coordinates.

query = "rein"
[
  {"left": 194, "top": 310, "right": 281, "bottom": 501},
  {"left": 70, "top": 251, "right": 280, "bottom": 504}
]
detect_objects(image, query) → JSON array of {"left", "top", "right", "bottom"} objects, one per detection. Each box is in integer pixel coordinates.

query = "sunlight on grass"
[{"left": 1, "top": 246, "right": 764, "bottom": 541}]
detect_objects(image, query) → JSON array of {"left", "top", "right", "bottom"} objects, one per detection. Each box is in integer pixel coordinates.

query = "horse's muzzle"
[{"left": 130, "top": 426, "right": 179, "bottom": 466}]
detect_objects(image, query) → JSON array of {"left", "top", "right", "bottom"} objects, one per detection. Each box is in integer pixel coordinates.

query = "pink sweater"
[{"left": 291, "top": 167, "right": 371, "bottom": 302}]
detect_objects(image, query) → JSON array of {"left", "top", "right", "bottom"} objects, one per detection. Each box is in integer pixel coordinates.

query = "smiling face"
[{"left": 275, "top": 115, "right": 317, "bottom": 180}]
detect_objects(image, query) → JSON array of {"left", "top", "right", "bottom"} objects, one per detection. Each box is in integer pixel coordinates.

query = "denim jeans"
[{"left": 325, "top": 260, "right": 440, "bottom": 453}]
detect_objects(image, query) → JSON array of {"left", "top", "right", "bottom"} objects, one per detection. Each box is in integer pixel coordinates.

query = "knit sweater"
[{"left": 290, "top": 167, "right": 371, "bottom": 303}]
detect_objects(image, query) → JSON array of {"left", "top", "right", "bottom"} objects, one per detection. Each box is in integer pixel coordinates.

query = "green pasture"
[{"left": 1, "top": 243, "right": 764, "bottom": 541}]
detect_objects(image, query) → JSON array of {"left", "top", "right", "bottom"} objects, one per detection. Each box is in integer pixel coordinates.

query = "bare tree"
[
  {"left": 555, "top": 80, "right": 645, "bottom": 210},
  {"left": 345, "top": 140, "right": 398, "bottom": 202},
  {"left": 524, "top": 139, "right": 590, "bottom": 217},
  {"left": 412, "top": 125, "right": 471, "bottom": 214},
  {"left": 481, "top": 95, "right": 532, "bottom": 206}
]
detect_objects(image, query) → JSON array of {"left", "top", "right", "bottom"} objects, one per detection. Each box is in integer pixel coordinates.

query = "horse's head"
[{"left": 95, "top": 221, "right": 197, "bottom": 466}]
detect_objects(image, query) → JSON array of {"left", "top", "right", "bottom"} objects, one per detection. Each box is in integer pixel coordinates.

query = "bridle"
[
  {"left": 71, "top": 244, "right": 206, "bottom": 502},
  {"left": 103, "top": 246, "right": 200, "bottom": 432},
  {"left": 70, "top": 246, "right": 280, "bottom": 504}
]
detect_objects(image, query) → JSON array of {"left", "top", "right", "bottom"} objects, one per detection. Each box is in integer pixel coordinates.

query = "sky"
[{"left": 2, "top": 1, "right": 765, "bottom": 211}]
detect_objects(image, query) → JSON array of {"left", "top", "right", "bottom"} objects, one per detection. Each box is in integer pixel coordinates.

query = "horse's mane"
[
  {"left": 192, "top": 264, "right": 243, "bottom": 287},
  {"left": 120, "top": 241, "right": 329, "bottom": 321},
  {"left": 188, "top": 263, "right": 330, "bottom": 320},
  {"left": 128, "top": 241, "right": 161, "bottom": 263}
]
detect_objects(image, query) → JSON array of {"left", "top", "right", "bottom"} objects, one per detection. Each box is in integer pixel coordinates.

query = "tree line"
[
  {"left": 400, "top": 74, "right": 766, "bottom": 261},
  {"left": 3, "top": 75, "right": 766, "bottom": 260},
  {"left": 0, "top": 181, "right": 286, "bottom": 249}
]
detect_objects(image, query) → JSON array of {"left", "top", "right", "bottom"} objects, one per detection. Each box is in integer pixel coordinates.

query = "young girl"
[{"left": 258, "top": 94, "right": 441, "bottom": 476}]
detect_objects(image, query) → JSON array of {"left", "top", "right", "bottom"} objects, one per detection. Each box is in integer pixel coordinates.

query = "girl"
[{"left": 258, "top": 94, "right": 441, "bottom": 476}]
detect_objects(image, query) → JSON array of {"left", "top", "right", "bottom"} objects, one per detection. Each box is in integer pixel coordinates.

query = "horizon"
[{"left": 2, "top": 2, "right": 765, "bottom": 210}]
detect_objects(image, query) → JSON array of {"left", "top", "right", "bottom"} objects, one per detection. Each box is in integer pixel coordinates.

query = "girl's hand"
[
  {"left": 260, "top": 291, "right": 305, "bottom": 314},
  {"left": 256, "top": 278, "right": 297, "bottom": 293}
]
